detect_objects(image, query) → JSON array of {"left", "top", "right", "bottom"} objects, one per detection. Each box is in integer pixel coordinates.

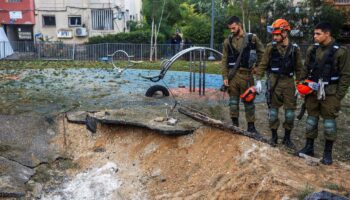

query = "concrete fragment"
[
  {"left": 154, "top": 117, "right": 165, "bottom": 122},
  {"left": 166, "top": 118, "right": 177, "bottom": 126},
  {"left": 0, "top": 114, "right": 60, "bottom": 167},
  {"left": 0, "top": 157, "right": 35, "bottom": 198},
  {"left": 298, "top": 153, "right": 320, "bottom": 166}
]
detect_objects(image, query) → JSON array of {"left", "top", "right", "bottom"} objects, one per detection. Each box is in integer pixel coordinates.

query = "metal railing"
[
  {"left": 1, "top": 41, "right": 312, "bottom": 61},
  {"left": 1, "top": 41, "right": 224, "bottom": 61}
]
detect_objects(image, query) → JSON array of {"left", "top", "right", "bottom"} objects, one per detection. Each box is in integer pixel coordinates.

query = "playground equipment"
[
  {"left": 142, "top": 47, "right": 223, "bottom": 96},
  {"left": 107, "top": 50, "right": 142, "bottom": 77}
]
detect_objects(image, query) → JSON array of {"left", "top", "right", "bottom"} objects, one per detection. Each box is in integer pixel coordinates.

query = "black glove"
[{"left": 220, "top": 84, "right": 228, "bottom": 92}]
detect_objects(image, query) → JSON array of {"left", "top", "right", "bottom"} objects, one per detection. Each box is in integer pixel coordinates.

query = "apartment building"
[
  {"left": 0, "top": 0, "right": 35, "bottom": 41},
  {"left": 34, "top": 0, "right": 142, "bottom": 43}
]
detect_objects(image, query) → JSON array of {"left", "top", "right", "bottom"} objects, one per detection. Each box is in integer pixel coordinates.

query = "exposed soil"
[{"left": 37, "top": 116, "right": 350, "bottom": 199}]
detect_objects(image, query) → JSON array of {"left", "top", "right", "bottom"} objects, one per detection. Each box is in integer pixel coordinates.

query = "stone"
[
  {"left": 167, "top": 118, "right": 178, "bottom": 126},
  {"left": 298, "top": 153, "right": 320, "bottom": 166},
  {"left": 0, "top": 114, "right": 60, "bottom": 168},
  {"left": 154, "top": 117, "right": 165, "bottom": 122},
  {"left": 305, "top": 190, "right": 348, "bottom": 200},
  {"left": 0, "top": 157, "right": 35, "bottom": 198}
]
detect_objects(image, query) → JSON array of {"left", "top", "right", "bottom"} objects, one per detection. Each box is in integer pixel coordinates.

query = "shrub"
[{"left": 87, "top": 30, "right": 165, "bottom": 44}]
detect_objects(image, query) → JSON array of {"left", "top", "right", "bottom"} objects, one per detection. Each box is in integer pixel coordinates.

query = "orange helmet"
[
  {"left": 240, "top": 86, "right": 257, "bottom": 102},
  {"left": 297, "top": 80, "right": 314, "bottom": 95},
  {"left": 271, "top": 19, "right": 291, "bottom": 35}
]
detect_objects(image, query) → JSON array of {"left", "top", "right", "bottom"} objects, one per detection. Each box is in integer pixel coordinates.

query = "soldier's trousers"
[
  {"left": 305, "top": 94, "right": 340, "bottom": 141},
  {"left": 268, "top": 76, "right": 297, "bottom": 130},
  {"left": 228, "top": 70, "right": 255, "bottom": 123}
]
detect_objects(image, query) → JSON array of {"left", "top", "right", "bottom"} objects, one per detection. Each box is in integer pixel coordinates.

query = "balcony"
[{"left": 334, "top": 0, "right": 350, "bottom": 5}]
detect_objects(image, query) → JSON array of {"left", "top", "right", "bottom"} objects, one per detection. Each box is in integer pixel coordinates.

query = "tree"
[
  {"left": 142, "top": 0, "right": 183, "bottom": 37},
  {"left": 317, "top": 5, "right": 348, "bottom": 40},
  {"left": 182, "top": 15, "right": 212, "bottom": 44}
]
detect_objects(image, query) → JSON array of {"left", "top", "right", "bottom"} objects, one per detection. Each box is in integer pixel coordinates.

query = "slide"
[{"left": 0, "top": 27, "right": 14, "bottom": 59}]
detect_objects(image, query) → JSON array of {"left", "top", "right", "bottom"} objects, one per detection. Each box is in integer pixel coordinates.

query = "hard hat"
[
  {"left": 297, "top": 79, "right": 314, "bottom": 95},
  {"left": 271, "top": 19, "right": 291, "bottom": 35},
  {"left": 240, "top": 86, "right": 257, "bottom": 102}
]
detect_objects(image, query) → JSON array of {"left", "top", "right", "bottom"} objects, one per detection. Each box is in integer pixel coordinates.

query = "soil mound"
[{"left": 45, "top": 120, "right": 350, "bottom": 199}]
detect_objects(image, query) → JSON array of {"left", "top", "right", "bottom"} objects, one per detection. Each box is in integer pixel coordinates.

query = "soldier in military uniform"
[
  {"left": 222, "top": 16, "right": 264, "bottom": 133},
  {"left": 254, "top": 19, "right": 303, "bottom": 148},
  {"left": 296, "top": 22, "right": 350, "bottom": 165}
]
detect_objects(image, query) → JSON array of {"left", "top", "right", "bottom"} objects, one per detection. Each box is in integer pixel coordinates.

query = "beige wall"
[
  {"left": 125, "top": 0, "right": 142, "bottom": 22},
  {"left": 34, "top": 0, "right": 136, "bottom": 43}
]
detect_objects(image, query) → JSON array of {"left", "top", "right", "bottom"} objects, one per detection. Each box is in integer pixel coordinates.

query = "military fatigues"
[
  {"left": 222, "top": 32, "right": 264, "bottom": 123},
  {"left": 301, "top": 39, "right": 350, "bottom": 141},
  {"left": 255, "top": 42, "right": 303, "bottom": 130}
]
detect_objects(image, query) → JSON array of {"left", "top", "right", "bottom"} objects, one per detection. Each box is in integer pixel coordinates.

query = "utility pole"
[{"left": 208, "top": 0, "right": 215, "bottom": 60}]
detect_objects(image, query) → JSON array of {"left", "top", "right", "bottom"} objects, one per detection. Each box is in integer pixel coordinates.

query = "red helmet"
[
  {"left": 240, "top": 86, "right": 257, "bottom": 102},
  {"left": 271, "top": 19, "right": 291, "bottom": 35},
  {"left": 297, "top": 80, "right": 314, "bottom": 95}
]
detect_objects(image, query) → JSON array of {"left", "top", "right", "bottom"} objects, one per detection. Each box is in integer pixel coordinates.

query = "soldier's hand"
[
  {"left": 223, "top": 79, "right": 229, "bottom": 86},
  {"left": 255, "top": 80, "right": 262, "bottom": 93}
]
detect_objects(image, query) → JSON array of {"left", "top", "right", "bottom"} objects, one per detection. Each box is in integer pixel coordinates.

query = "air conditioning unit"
[{"left": 75, "top": 27, "right": 88, "bottom": 37}]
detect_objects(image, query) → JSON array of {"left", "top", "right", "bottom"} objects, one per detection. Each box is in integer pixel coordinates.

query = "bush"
[
  {"left": 87, "top": 30, "right": 165, "bottom": 44},
  {"left": 182, "top": 16, "right": 211, "bottom": 44}
]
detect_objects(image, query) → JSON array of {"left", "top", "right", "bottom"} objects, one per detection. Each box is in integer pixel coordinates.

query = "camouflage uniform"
[
  {"left": 222, "top": 32, "right": 264, "bottom": 123},
  {"left": 255, "top": 42, "right": 303, "bottom": 131},
  {"left": 301, "top": 39, "right": 350, "bottom": 141}
]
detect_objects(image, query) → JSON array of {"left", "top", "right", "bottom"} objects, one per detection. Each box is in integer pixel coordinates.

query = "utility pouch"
[
  {"left": 265, "top": 78, "right": 272, "bottom": 108},
  {"left": 248, "top": 49, "right": 257, "bottom": 68}
]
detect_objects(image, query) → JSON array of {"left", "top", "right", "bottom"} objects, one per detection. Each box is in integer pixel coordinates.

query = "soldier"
[
  {"left": 296, "top": 22, "right": 350, "bottom": 165},
  {"left": 254, "top": 19, "right": 303, "bottom": 148},
  {"left": 222, "top": 16, "right": 264, "bottom": 133}
]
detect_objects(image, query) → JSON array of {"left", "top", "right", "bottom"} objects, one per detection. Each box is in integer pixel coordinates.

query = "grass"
[
  {"left": 0, "top": 60, "right": 223, "bottom": 74},
  {"left": 32, "top": 164, "right": 52, "bottom": 183},
  {"left": 323, "top": 182, "right": 345, "bottom": 191},
  {"left": 0, "top": 143, "right": 11, "bottom": 152},
  {"left": 295, "top": 184, "right": 315, "bottom": 200}
]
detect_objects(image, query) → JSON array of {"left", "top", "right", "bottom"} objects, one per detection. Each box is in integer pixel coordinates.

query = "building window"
[
  {"left": 43, "top": 15, "right": 56, "bottom": 26},
  {"left": 7, "top": 0, "right": 21, "bottom": 2},
  {"left": 91, "top": 9, "right": 114, "bottom": 30},
  {"left": 335, "top": 0, "right": 350, "bottom": 4},
  {"left": 68, "top": 16, "right": 82, "bottom": 27}
]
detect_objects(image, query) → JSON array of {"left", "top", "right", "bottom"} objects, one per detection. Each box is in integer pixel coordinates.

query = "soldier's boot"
[
  {"left": 270, "top": 129, "right": 278, "bottom": 147},
  {"left": 231, "top": 117, "right": 239, "bottom": 127},
  {"left": 247, "top": 122, "right": 259, "bottom": 134},
  {"left": 321, "top": 140, "right": 334, "bottom": 165},
  {"left": 282, "top": 129, "right": 296, "bottom": 149},
  {"left": 296, "top": 138, "right": 314, "bottom": 157}
]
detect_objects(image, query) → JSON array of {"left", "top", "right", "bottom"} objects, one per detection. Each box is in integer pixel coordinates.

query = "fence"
[
  {"left": 1, "top": 41, "right": 224, "bottom": 61},
  {"left": 1, "top": 41, "right": 310, "bottom": 61}
]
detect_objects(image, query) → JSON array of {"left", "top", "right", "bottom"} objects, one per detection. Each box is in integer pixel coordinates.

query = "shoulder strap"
[
  {"left": 234, "top": 34, "right": 251, "bottom": 68},
  {"left": 279, "top": 43, "right": 293, "bottom": 73},
  {"left": 309, "top": 43, "right": 320, "bottom": 65},
  {"left": 322, "top": 43, "right": 340, "bottom": 80},
  {"left": 284, "top": 43, "right": 294, "bottom": 60},
  {"left": 227, "top": 34, "right": 235, "bottom": 55},
  {"left": 248, "top": 33, "right": 253, "bottom": 44},
  {"left": 272, "top": 41, "right": 277, "bottom": 50}
]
